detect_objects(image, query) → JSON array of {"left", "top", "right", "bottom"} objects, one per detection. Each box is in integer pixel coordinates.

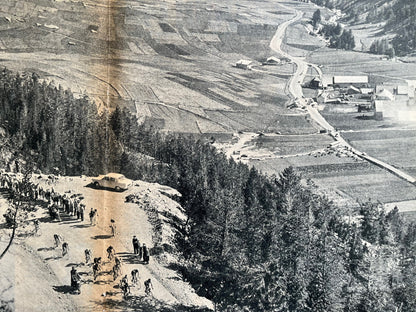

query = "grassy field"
[
  {"left": 343, "top": 130, "right": 416, "bottom": 174},
  {"left": 0, "top": 0, "right": 316, "bottom": 135},
  {"left": 307, "top": 48, "right": 416, "bottom": 81},
  {"left": 252, "top": 154, "right": 416, "bottom": 204},
  {"left": 321, "top": 111, "right": 401, "bottom": 131},
  {"left": 253, "top": 133, "right": 333, "bottom": 154}
]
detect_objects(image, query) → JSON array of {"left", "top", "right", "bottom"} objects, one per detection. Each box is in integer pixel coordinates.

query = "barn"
[{"left": 332, "top": 76, "right": 368, "bottom": 88}]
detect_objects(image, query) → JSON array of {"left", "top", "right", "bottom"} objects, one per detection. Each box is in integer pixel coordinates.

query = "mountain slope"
[{"left": 311, "top": 0, "right": 416, "bottom": 55}]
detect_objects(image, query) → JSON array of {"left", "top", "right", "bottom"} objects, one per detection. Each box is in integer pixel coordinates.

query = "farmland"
[
  {"left": 343, "top": 130, "right": 416, "bottom": 176},
  {"left": 1, "top": 0, "right": 416, "bottom": 209},
  {"left": 0, "top": 0, "right": 316, "bottom": 135},
  {"left": 307, "top": 48, "right": 416, "bottom": 82}
]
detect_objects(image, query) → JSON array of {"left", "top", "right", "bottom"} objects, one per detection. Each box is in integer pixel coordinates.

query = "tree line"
[
  {"left": 310, "top": 0, "right": 416, "bottom": 56},
  {"left": 0, "top": 68, "right": 416, "bottom": 311},
  {"left": 311, "top": 9, "right": 356, "bottom": 51}
]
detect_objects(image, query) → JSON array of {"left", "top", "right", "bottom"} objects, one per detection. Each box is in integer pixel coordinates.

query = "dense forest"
[
  {"left": 310, "top": 0, "right": 416, "bottom": 56},
  {"left": 1, "top": 69, "right": 416, "bottom": 311},
  {"left": 311, "top": 10, "right": 355, "bottom": 51}
]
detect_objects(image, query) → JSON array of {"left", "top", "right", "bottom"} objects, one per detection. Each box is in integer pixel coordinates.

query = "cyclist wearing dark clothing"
[
  {"left": 144, "top": 278, "right": 153, "bottom": 296},
  {"left": 132, "top": 236, "right": 139, "bottom": 254},
  {"left": 142, "top": 243, "right": 149, "bottom": 264}
]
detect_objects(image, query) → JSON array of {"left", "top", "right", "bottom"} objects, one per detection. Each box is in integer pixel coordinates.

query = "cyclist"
[
  {"left": 144, "top": 278, "right": 153, "bottom": 296},
  {"left": 84, "top": 249, "right": 92, "bottom": 264},
  {"left": 107, "top": 245, "right": 115, "bottom": 261},
  {"left": 131, "top": 269, "right": 139, "bottom": 285}
]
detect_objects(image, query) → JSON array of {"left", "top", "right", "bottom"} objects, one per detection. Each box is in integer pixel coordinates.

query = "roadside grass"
[{"left": 347, "top": 135, "right": 416, "bottom": 169}]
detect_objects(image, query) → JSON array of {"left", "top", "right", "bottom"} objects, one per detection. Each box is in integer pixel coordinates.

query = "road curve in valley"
[{"left": 269, "top": 2, "right": 416, "bottom": 185}]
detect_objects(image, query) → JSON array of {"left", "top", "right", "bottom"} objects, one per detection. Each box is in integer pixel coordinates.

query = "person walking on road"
[
  {"left": 54, "top": 234, "right": 63, "bottom": 248},
  {"left": 89, "top": 208, "right": 94, "bottom": 225},
  {"left": 109, "top": 219, "right": 116, "bottom": 237},
  {"left": 132, "top": 236, "right": 139, "bottom": 255},
  {"left": 93, "top": 209, "right": 98, "bottom": 226},
  {"left": 142, "top": 243, "right": 149, "bottom": 264},
  {"left": 62, "top": 242, "right": 69, "bottom": 257},
  {"left": 70, "top": 266, "right": 81, "bottom": 294},
  {"left": 79, "top": 204, "right": 85, "bottom": 221},
  {"left": 33, "top": 219, "right": 40, "bottom": 235}
]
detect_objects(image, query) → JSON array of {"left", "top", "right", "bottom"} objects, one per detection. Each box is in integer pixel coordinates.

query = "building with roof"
[
  {"left": 305, "top": 77, "right": 322, "bottom": 89},
  {"left": 346, "top": 85, "right": 360, "bottom": 94},
  {"left": 332, "top": 76, "right": 368, "bottom": 88},
  {"left": 376, "top": 89, "right": 394, "bottom": 101},
  {"left": 396, "top": 85, "right": 409, "bottom": 96},
  {"left": 262, "top": 56, "right": 281, "bottom": 65},
  {"left": 360, "top": 87, "right": 374, "bottom": 95},
  {"left": 235, "top": 59, "right": 252, "bottom": 70}
]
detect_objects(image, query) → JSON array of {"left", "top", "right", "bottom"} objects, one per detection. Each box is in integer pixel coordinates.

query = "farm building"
[
  {"left": 263, "top": 56, "right": 281, "bottom": 65},
  {"left": 395, "top": 85, "right": 415, "bottom": 98},
  {"left": 305, "top": 77, "right": 322, "bottom": 89},
  {"left": 332, "top": 76, "right": 368, "bottom": 88},
  {"left": 376, "top": 89, "right": 394, "bottom": 101},
  {"left": 357, "top": 102, "right": 374, "bottom": 112},
  {"left": 360, "top": 87, "right": 374, "bottom": 95},
  {"left": 346, "top": 86, "right": 360, "bottom": 94},
  {"left": 235, "top": 59, "right": 252, "bottom": 70},
  {"left": 396, "top": 85, "right": 409, "bottom": 95}
]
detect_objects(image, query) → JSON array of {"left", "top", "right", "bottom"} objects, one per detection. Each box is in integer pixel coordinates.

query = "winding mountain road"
[{"left": 270, "top": 2, "right": 416, "bottom": 185}]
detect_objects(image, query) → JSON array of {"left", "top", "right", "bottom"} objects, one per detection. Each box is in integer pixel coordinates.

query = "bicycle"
[{"left": 144, "top": 279, "right": 153, "bottom": 297}]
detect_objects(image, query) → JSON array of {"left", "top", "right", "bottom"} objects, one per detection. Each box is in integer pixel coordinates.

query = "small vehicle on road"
[{"left": 91, "top": 173, "right": 132, "bottom": 191}]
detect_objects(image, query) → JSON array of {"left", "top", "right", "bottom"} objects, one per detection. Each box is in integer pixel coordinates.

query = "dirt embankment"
[{"left": 0, "top": 174, "right": 212, "bottom": 311}]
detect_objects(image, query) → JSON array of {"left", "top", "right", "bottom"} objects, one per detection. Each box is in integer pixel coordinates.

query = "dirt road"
[{"left": 0, "top": 176, "right": 212, "bottom": 311}]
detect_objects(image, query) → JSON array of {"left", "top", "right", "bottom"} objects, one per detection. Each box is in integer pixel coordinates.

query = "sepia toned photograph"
[{"left": 0, "top": 0, "right": 415, "bottom": 311}]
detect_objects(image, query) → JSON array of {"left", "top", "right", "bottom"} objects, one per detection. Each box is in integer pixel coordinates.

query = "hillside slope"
[
  {"left": 0, "top": 173, "right": 212, "bottom": 311},
  {"left": 311, "top": 0, "right": 416, "bottom": 55}
]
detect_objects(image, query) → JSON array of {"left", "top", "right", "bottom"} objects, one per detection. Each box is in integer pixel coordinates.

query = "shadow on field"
[
  {"left": 91, "top": 234, "right": 112, "bottom": 240},
  {"left": 94, "top": 280, "right": 112, "bottom": 285},
  {"left": 37, "top": 246, "right": 55, "bottom": 252},
  {"left": 71, "top": 224, "right": 90, "bottom": 229},
  {"left": 45, "top": 256, "right": 62, "bottom": 261},
  {"left": 84, "top": 183, "right": 126, "bottom": 193},
  {"left": 60, "top": 219, "right": 80, "bottom": 225},
  {"left": 65, "top": 262, "right": 83, "bottom": 268},
  {"left": 0, "top": 223, "right": 10, "bottom": 230},
  {"left": 117, "top": 253, "right": 143, "bottom": 265},
  {"left": 355, "top": 115, "right": 376, "bottom": 120},
  {"left": 37, "top": 216, "right": 53, "bottom": 223},
  {"left": 52, "top": 285, "right": 73, "bottom": 294}
]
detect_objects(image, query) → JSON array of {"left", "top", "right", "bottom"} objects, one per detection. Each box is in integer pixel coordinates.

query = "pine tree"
[{"left": 312, "top": 9, "right": 322, "bottom": 28}]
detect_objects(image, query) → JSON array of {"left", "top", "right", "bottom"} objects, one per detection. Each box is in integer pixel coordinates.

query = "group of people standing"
[
  {"left": 132, "top": 235, "right": 150, "bottom": 264},
  {"left": 0, "top": 172, "right": 89, "bottom": 225},
  {"left": 1, "top": 172, "right": 155, "bottom": 299}
]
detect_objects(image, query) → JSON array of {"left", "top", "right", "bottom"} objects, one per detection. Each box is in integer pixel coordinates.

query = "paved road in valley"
[{"left": 269, "top": 2, "right": 416, "bottom": 185}]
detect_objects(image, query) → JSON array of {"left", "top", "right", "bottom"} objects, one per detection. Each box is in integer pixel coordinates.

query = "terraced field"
[
  {"left": 0, "top": 0, "right": 317, "bottom": 135},
  {"left": 2, "top": 0, "right": 416, "bottom": 209}
]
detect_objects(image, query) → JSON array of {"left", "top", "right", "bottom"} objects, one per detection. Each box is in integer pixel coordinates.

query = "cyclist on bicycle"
[
  {"left": 144, "top": 278, "right": 153, "bottom": 296},
  {"left": 107, "top": 245, "right": 115, "bottom": 261},
  {"left": 84, "top": 249, "right": 92, "bottom": 264}
]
